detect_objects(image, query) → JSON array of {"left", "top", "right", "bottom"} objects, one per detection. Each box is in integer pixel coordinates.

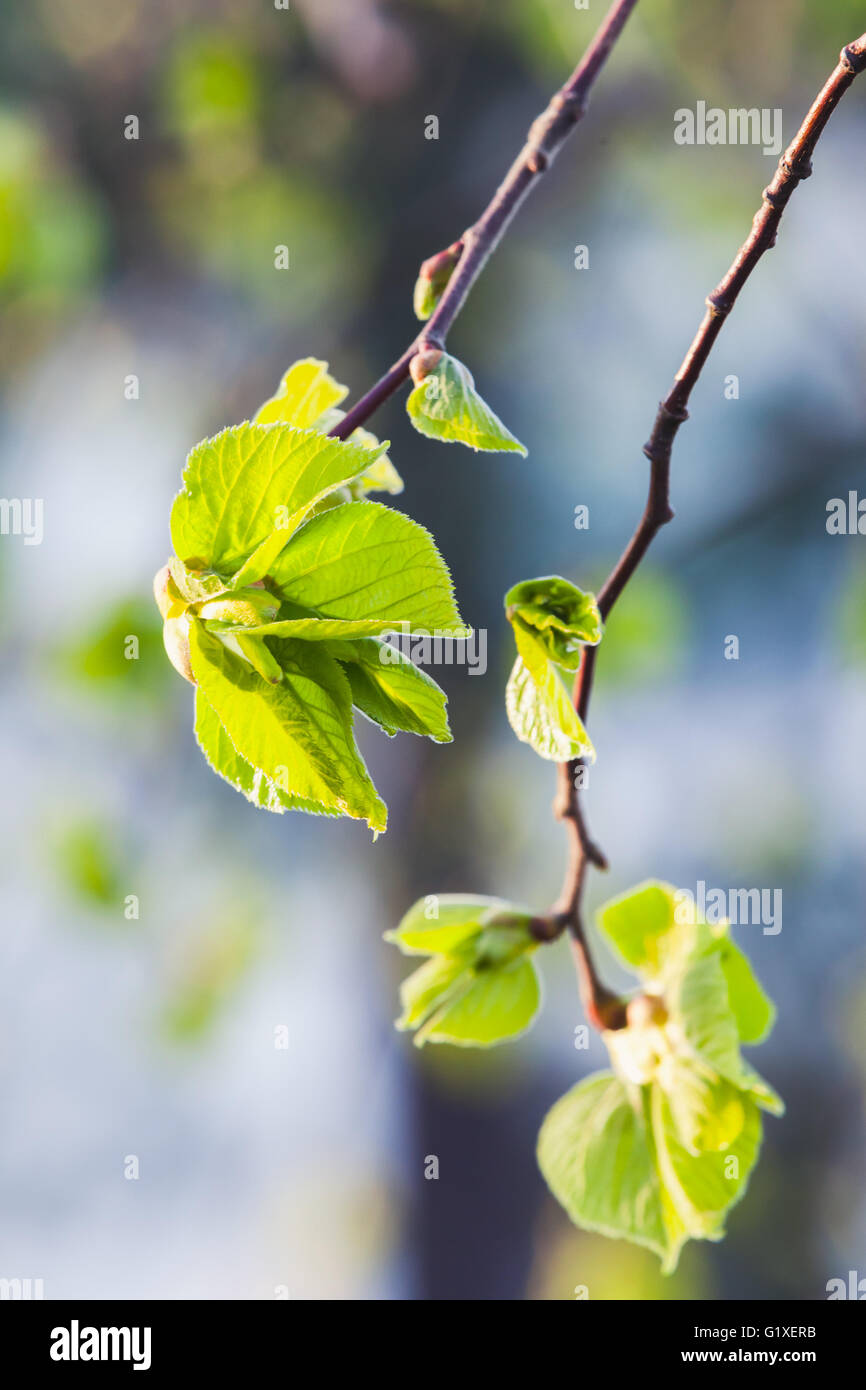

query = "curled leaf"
[
  {"left": 503, "top": 575, "right": 601, "bottom": 761},
  {"left": 406, "top": 352, "right": 527, "bottom": 455},
  {"left": 505, "top": 575, "right": 602, "bottom": 668},
  {"left": 386, "top": 895, "right": 541, "bottom": 1047}
]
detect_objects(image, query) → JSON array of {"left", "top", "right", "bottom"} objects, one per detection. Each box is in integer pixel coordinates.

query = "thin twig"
[
  {"left": 554, "top": 33, "right": 866, "bottom": 1027},
  {"left": 330, "top": 0, "right": 641, "bottom": 442}
]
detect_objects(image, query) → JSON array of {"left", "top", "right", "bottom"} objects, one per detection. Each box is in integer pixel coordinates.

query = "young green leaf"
[
  {"left": 387, "top": 894, "right": 532, "bottom": 955},
  {"left": 414, "top": 956, "right": 541, "bottom": 1047},
  {"left": 667, "top": 936, "right": 748, "bottom": 1088},
  {"left": 386, "top": 894, "right": 541, "bottom": 1046},
  {"left": 538, "top": 880, "right": 783, "bottom": 1270},
  {"left": 254, "top": 357, "right": 348, "bottom": 429},
  {"left": 538, "top": 1069, "right": 765, "bottom": 1274},
  {"left": 659, "top": 1061, "right": 748, "bottom": 1157},
  {"left": 664, "top": 934, "right": 781, "bottom": 1121},
  {"left": 189, "top": 621, "right": 387, "bottom": 832},
  {"left": 269, "top": 499, "right": 469, "bottom": 634},
  {"left": 217, "top": 617, "right": 405, "bottom": 642},
  {"left": 505, "top": 575, "right": 602, "bottom": 669},
  {"left": 406, "top": 353, "right": 527, "bottom": 455},
  {"left": 537, "top": 1075, "right": 669, "bottom": 1263},
  {"left": 395, "top": 954, "right": 471, "bottom": 1031},
  {"left": 597, "top": 879, "right": 678, "bottom": 974},
  {"left": 717, "top": 935, "right": 776, "bottom": 1044},
  {"left": 505, "top": 654, "right": 594, "bottom": 762},
  {"left": 166, "top": 560, "right": 226, "bottom": 609},
  {"left": 194, "top": 690, "right": 294, "bottom": 813},
  {"left": 315, "top": 411, "right": 403, "bottom": 497},
  {"left": 503, "top": 574, "right": 601, "bottom": 763},
  {"left": 329, "top": 637, "right": 451, "bottom": 742},
  {"left": 738, "top": 1066, "right": 785, "bottom": 1117},
  {"left": 511, "top": 615, "right": 554, "bottom": 684},
  {"left": 198, "top": 588, "right": 280, "bottom": 627},
  {"left": 170, "top": 423, "right": 383, "bottom": 577},
  {"left": 254, "top": 359, "right": 403, "bottom": 497},
  {"left": 344, "top": 443, "right": 404, "bottom": 498},
  {"left": 649, "top": 1083, "right": 762, "bottom": 1258}
]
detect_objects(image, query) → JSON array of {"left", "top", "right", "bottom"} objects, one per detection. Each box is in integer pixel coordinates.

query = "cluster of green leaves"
[
  {"left": 537, "top": 881, "right": 783, "bottom": 1271},
  {"left": 504, "top": 575, "right": 602, "bottom": 761},
  {"left": 385, "top": 895, "right": 542, "bottom": 1047},
  {"left": 157, "top": 359, "right": 469, "bottom": 833},
  {"left": 386, "top": 881, "right": 782, "bottom": 1268}
]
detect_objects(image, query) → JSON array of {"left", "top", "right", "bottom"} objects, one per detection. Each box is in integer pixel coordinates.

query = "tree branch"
[
  {"left": 553, "top": 32, "right": 866, "bottom": 1027},
  {"left": 330, "top": 0, "right": 641, "bottom": 442}
]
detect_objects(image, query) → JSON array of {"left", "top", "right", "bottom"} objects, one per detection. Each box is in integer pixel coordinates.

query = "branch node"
[
  {"left": 659, "top": 398, "right": 689, "bottom": 424},
  {"left": 650, "top": 500, "right": 675, "bottom": 528},
  {"left": 527, "top": 149, "right": 549, "bottom": 174},
  {"left": 643, "top": 400, "right": 688, "bottom": 461},
  {"left": 528, "top": 914, "right": 563, "bottom": 943},
  {"left": 550, "top": 89, "right": 587, "bottom": 120},
  {"left": 409, "top": 345, "right": 443, "bottom": 385},
  {"left": 762, "top": 184, "right": 786, "bottom": 211},
  {"left": 419, "top": 332, "right": 445, "bottom": 352},
  {"left": 781, "top": 154, "right": 813, "bottom": 182},
  {"left": 841, "top": 43, "right": 866, "bottom": 75},
  {"left": 705, "top": 292, "right": 732, "bottom": 318}
]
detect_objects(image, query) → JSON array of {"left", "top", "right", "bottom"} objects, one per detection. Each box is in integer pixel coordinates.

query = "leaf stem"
[
  {"left": 554, "top": 31, "right": 866, "bottom": 1025},
  {"left": 330, "top": 0, "right": 641, "bottom": 442}
]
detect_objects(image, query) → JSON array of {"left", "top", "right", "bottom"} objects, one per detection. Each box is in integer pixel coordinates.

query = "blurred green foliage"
[
  {"left": 148, "top": 23, "right": 372, "bottom": 312},
  {"left": 52, "top": 817, "right": 128, "bottom": 912},
  {"left": 835, "top": 556, "right": 866, "bottom": 665},
  {"left": 60, "top": 597, "right": 172, "bottom": 701},
  {"left": 0, "top": 107, "right": 105, "bottom": 373},
  {"left": 593, "top": 569, "right": 688, "bottom": 691},
  {"left": 163, "top": 32, "right": 261, "bottom": 144},
  {"left": 0, "top": 0, "right": 860, "bottom": 359}
]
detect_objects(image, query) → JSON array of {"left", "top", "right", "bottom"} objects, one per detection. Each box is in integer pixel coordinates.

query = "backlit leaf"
[{"left": 406, "top": 353, "right": 527, "bottom": 455}]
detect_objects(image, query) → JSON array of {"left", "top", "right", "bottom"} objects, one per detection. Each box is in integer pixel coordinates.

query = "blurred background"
[{"left": 0, "top": 0, "right": 864, "bottom": 1301}]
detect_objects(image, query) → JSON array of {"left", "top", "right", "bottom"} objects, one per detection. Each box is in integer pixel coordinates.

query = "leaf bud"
[
  {"left": 153, "top": 563, "right": 186, "bottom": 621},
  {"left": 409, "top": 347, "right": 443, "bottom": 387},
  {"left": 162, "top": 614, "right": 196, "bottom": 685},
  {"left": 199, "top": 587, "right": 280, "bottom": 627},
  {"left": 413, "top": 240, "right": 462, "bottom": 320},
  {"left": 626, "top": 992, "right": 668, "bottom": 1030}
]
